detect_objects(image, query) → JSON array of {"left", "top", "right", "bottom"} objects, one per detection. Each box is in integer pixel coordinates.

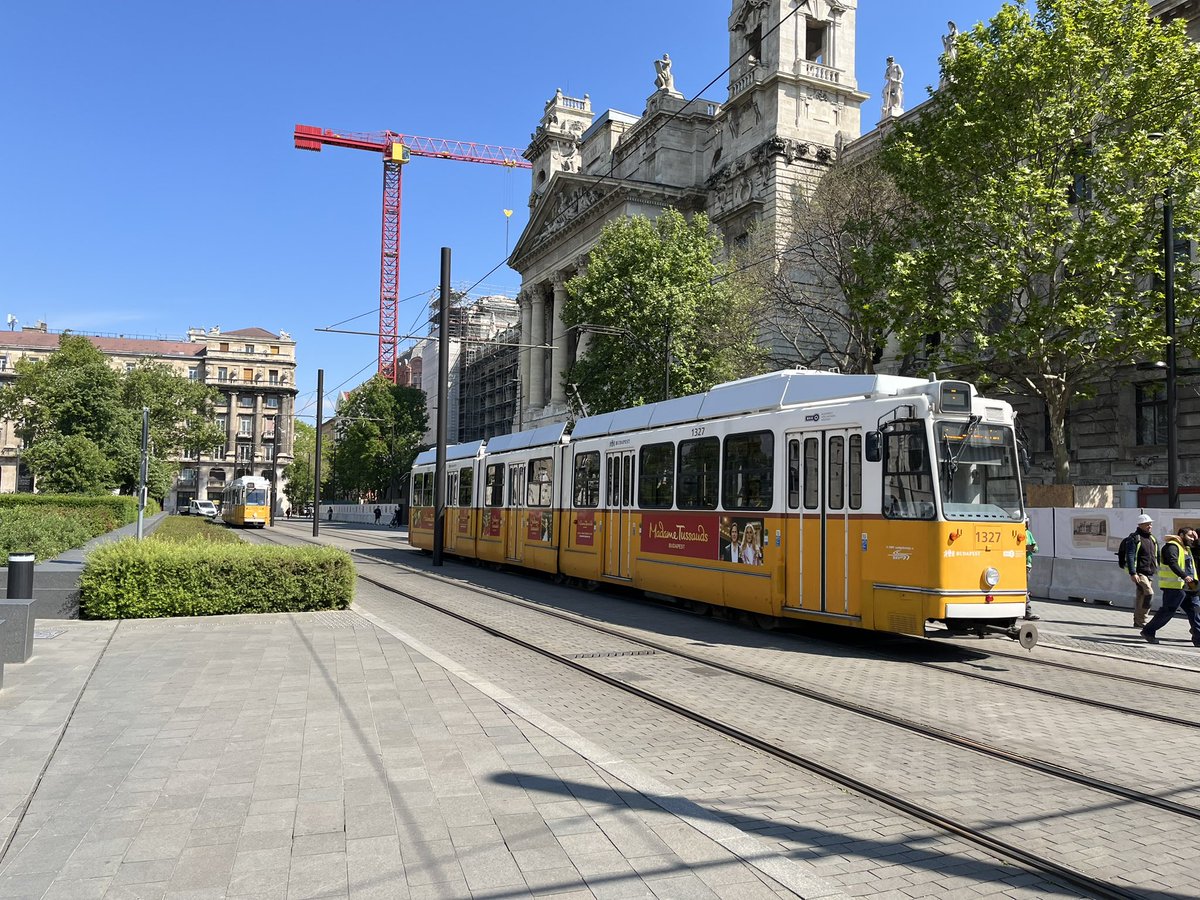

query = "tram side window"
[
  {"left": 677, "top": 436, "right": 719, "bottom": 510},
  {"left": 849, "top": 434, "right": 863, "bottom": 510},
  {"left": 527, "top": 457, "right": 553, "bottom": 507},
  {"left": 788, "top": 440, "right": 800, "bottom": 509},
  {"left": 411, "top": 474, "right": 425, "bottom": 506},
  {"left": 448, "top": 473, "right": 459, "bottom": 508},
  {"left": 638, "top": 442, "right": 674, "bottom": 509},
  {"left": 723, "top": 431, "right": 773, "bottom": 510},
  {"left": 484, "top": 464, "right": 504, "bottom": 507},
  {"left": 509, "top": 468, "right": 524, "bottom": 507},
  {"left": 458, "top": 468, "right": 473, "bottom": 507},
  {"left": 803, "top": 439, "right": 819, "bottom": 509},
  {"left": 883, "top": 423, "right": 936, "bottom": 519},
  {"left": 573, "top": 452, "right": 600, "bottom": 507},
  {"left": 828, "top": 436, "right": 845, "bottom": 510}
]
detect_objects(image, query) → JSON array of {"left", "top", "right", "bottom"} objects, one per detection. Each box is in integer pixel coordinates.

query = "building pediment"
[{"left": 508, "top": 171, "right": 707, "bottom": 272}]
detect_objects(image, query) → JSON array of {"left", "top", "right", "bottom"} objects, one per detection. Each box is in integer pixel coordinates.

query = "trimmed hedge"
[
  {"left": 150, "top": 515, "right": 242, "bottom": 545},
  {"left": 79, "top": 540, "right": 354, "bottom": 619},
  {"left": 0, "top": 507, "right": 98, "bottom": 562},
  {"left": 0, "top": 494, "right": 162, "bottom": 562}
]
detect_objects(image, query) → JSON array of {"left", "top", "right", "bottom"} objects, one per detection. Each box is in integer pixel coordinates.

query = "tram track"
[
  {"left": 256, "top": 527, "right": 1194, "bottom": 898},
  {"left": 304, "top": 526, "right": 1200, "bottom": 725}
]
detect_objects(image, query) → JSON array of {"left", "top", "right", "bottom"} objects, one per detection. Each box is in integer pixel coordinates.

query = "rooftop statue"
[
  {"left": 940, "top": 21, "right": 959, "bottom": 88},
  {"left": 882, "top": 56, "right": 904, "bottom": 119},
  {"left": 654, "top": 53, "right": 675, "bottom": 93}
]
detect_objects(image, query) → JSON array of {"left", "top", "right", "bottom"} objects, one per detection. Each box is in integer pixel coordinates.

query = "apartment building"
[{"left": 0, "top": 323, "right": 297, "bottom": 510}]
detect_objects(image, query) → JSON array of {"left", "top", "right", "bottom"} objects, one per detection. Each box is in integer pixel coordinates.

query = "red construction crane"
[{"left": 294, "top": 124, "right": 532, "bottom": 382}]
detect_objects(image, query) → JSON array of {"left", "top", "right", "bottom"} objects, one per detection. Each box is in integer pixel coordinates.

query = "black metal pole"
[
  {"left": 6, "top": 553, "right": 33, "bottom": 600},
  {"left": 314, "top": 368, "right": 324, "bottom": 536},
  {"left": 269, "top": 422, "right": 280, "bottom": 527},
  {"left": 433, "top": 248, "right": 451, "bottom": 566},
  {"left": 1166, "top": 188, "right": 1179, "bottom": 509}
]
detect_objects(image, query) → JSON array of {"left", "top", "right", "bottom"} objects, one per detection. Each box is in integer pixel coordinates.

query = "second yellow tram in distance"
[
  {"left": 220, "top": 475, "right": 272, "bottom": 528},
  {"left": 410, "top": 370, "right": 1034, "bottom": 644}
]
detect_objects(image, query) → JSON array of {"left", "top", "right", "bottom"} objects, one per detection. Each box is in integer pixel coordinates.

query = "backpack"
[{"left": 1116, "top": 533, "right": 1135, "bottom": 568}]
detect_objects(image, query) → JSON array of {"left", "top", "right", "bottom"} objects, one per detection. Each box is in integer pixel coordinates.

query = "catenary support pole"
[
  {"left": 1165, "top": 188, "right": 1179, "bottom": 509},
  {"left": 433, "top": 247, "right": 451, "bottom": 567},
  {"left": 314, "top": 369, "right": 324, "bottom": 537},
  {"left": 136, "top": 407, "right": 149, "bottom": 540}
]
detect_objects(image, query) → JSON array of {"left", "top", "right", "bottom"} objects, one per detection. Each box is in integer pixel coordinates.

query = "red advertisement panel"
[
  {"left": 483, "top": 509, "right": 502, "bottom": 537},
  {"left": 527, "top": 511, "right": 552, "bottom": 542},
  {"left": 641, "top": 513, "right": 718, "bottom": 560},
  {"left": 456, "top": 510, "right": 470, "bottom": 534},
  {"left": 575, "top": 511, "right": 595, "bottom": 546},
  {"left": 413, "top": 507, "right": 434, "bottom": 530}
]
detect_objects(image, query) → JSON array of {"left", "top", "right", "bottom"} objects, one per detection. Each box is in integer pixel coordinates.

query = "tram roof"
[
  {"left": 572, "top": 369, "right": 928, "bottom": 440},
  {"left": 483, "top": 422, "right": 569, "bottom": 454},
  {"left": 412, "top": 439, "right": 485, "bottom": 467}
]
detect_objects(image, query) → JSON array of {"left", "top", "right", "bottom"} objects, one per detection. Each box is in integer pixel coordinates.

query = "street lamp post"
[{"left": 1165, "top": 186, "right": 1179, "bottom": 509}]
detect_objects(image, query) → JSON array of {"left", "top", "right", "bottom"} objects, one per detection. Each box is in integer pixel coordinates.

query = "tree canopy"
[
  {"left": 875, "top": 0, "right": 1200, "bottom": 481},
  {"left": 282, "top": 420, "right": 322, "bottom": 511},
  {"left": 562, "top": 208, "right": 765, "bottom": 415},
  {"left": 0, "top": 335, "right": 223, "bottom": 496},
  {"left": 328, "top": 376, "right": 427, "bottom": 500}
]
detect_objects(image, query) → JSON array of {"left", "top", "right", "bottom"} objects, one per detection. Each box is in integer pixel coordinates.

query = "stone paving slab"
[{"left": 0, "top": 611, "right": 829, "bottom": 899}]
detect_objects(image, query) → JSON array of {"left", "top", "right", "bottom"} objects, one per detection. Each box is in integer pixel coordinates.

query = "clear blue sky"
[{"left": 0, "top": 1, "right": 1002, "bottom": 424}]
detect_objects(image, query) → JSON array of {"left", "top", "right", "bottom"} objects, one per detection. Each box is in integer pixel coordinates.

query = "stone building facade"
[
  {"left": 508, "top": 0, "right": 866, "bottom": 430},
  {"left": 0, "top": 324, "right": 297, "bottom": 510}
]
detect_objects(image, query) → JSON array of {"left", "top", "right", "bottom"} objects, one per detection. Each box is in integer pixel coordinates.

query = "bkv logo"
[
  {"left": 890, "top": 549, "right": 911, "bottom": 561},
  {"left": 804, "top": 413, "right": 821, "bottom": 422}
]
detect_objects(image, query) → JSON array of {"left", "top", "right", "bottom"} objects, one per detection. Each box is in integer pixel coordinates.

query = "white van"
[{"left": 188, "top": 499, "right": 218, "bottom": 519}]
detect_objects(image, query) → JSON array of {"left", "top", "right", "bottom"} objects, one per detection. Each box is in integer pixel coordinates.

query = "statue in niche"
[
  {"left": 654, "top": 53, "right": 675, "bottom": 93},
  {"left": 881, "top": 56, "right": 904, "bottom": 119},
  {"left": 940, "top": 22, "right": 959, "bottom": 88}
]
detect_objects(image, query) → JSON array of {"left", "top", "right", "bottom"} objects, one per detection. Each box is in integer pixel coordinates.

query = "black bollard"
[{"left": 6, "top": 553, "right": 33, "bottom": 600}]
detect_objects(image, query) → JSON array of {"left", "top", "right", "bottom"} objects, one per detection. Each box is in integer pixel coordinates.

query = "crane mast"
[{"left": 294, "top": 124, "right": 531, "bottom": 382}]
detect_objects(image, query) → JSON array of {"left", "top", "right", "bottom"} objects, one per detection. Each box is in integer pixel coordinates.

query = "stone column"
[
  {"left": 518, "top": 291, "right": 532, "bottom": 420},
  {"left": 529, "top": 286, "right": 547, "bottom": 409},
  {"left": 550, "top": 275, "right": 569, "bottom": 407},
  {"left": 226, "top": 391, "right": 237, "bottom": 457},
  {"left": 253, "top": 394, "right": 264, "bottom": 469}
]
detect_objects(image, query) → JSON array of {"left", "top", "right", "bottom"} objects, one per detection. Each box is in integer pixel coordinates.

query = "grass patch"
[
  {"left": 151, "top": 516, "right": 242, "bottom": 545},
  {"left": 79, "top": 538, "right": 354, "bottom": 619}
]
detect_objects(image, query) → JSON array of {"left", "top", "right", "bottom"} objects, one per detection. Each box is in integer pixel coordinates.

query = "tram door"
[
  {"left": 789, "top": 430, "right": 855, "bottom": 616},
  {"left": 506, "top": 462, "right": 526, "bottom": 561},
  {"left": 603, "top": 450, "right": 636, "bottom": 579}
]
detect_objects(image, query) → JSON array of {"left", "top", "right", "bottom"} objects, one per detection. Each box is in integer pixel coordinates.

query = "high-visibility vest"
[{"left": 1159, "top": 535, "right": 1196, "bottom": 590}]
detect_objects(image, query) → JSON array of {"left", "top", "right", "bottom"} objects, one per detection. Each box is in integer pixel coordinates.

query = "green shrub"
[
  {"left": 79, "top": 539, "right": 354, "bottom": 619},
  {"left": 0, "top": 493, "right": 160, "bottom": 528},
  {"left": 0, "top": 507, "right": 98, "bottom": 562}
]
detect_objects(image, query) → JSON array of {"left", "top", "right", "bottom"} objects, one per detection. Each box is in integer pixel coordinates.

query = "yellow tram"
[
  {"left": 409, "top": 371, "right": 1033, "bottom": 642},
  {"left": 220, "top": 475, "right": 272, "bottom": 528}
]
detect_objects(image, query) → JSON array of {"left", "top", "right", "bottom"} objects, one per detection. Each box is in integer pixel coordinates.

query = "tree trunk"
[{"left": 1045, "top": 392, "right": 1072, "bottom": 485}]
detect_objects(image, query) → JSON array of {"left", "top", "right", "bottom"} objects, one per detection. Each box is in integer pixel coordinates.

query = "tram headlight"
[{"left": 983, "top": 566, "right": 1001, "bottom": 588}]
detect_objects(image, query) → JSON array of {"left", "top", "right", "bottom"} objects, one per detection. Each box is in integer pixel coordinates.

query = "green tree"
[
  {"left": 21, "top": 434, "right": 111, "bottom": 494},
  {"left": 329, "top": 376, "right": 427, "bottom": 500},
  {"left": 876, "top": 0, "right": 1200, "bottom": 482},
  {"left": 282, "top": 421, "right": 320, "bottom": 511},
  {"left": 113, "top": 360, "right": 225, "bottom": 494},
  {"left": 749, "top": 159, "right": 910, "bottom": 373},
  {"left": 0, "top": 334, "right": 224, "bottom": 496},
  {"left": 563, "top": 208, "right": 765, "bottom": 415}
]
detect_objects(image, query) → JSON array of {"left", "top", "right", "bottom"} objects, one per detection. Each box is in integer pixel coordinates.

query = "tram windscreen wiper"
[{"left": 943, "top": 414, "right": 982, "bottom": 480}]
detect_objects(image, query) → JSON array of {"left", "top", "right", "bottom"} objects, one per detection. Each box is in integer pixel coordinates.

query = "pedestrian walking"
[
  {"left": 284, "top": 506, "right": 291, "bottom": 519},
  {"left": 1124, "top": 513, "right": 1158, "bottom": 628},
  {"left": 374, "top": 506, "right": 382, "bottom": 524},
  {"left": 327, "top": 507, "right": 333, "bottom": 522},
  {"left": 1023, "top": 516, "right": 1040, "bottom": 620},
  {"left": 1180, "top": 529, "right": 1200, "bottom": 647},
  {"left": 1142, "top": 526, "right": 1198, "bottom": 644}
]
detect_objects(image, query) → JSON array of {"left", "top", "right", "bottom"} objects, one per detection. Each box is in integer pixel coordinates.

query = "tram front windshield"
[
  {"left": 246, "top": 488, "right": 268, "bottom": 506},
  {"left": 936, "top": 421, "right": 1023, "bottom": 521}
]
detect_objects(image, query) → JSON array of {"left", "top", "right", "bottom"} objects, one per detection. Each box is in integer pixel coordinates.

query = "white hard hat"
[{"left": 1136, "top": 513, "right": 1154, "bottom": 525}]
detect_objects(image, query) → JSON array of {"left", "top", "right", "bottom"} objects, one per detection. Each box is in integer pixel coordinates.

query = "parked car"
[{"left": 189, "top": 499, "right": 218, "bottom": 519}]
